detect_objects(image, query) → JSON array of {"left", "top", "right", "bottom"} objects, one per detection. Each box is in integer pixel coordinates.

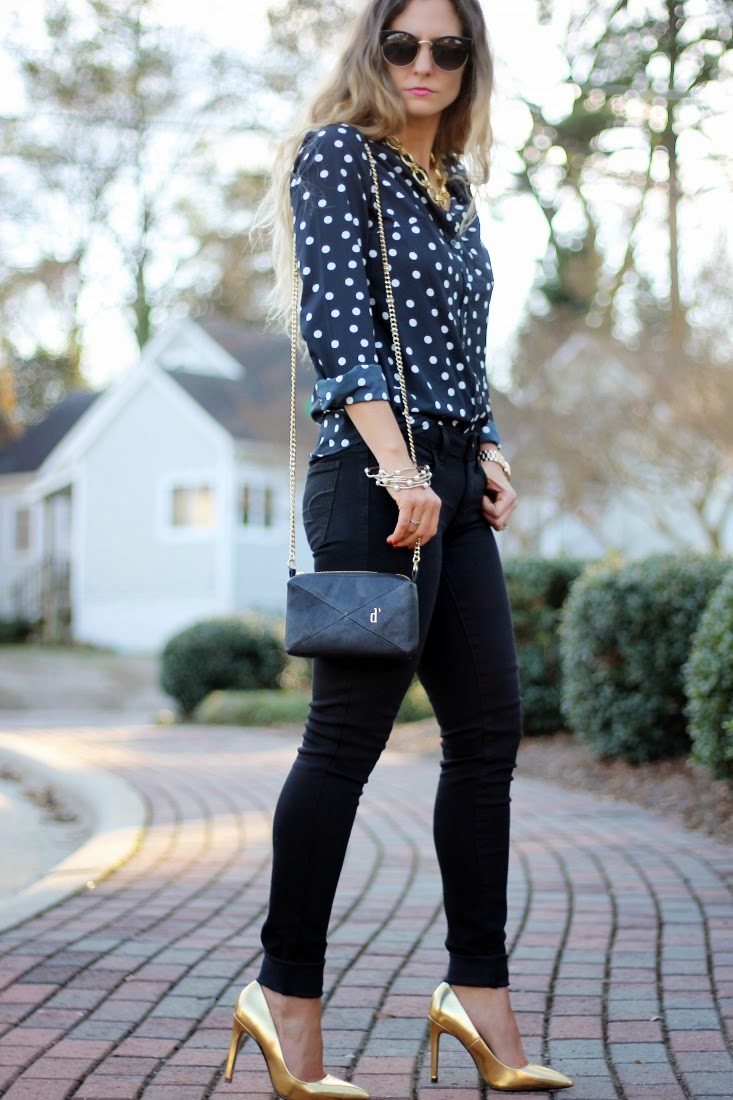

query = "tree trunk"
[{"left": 664, "top": 0, "right": 683, "bottom": 342}]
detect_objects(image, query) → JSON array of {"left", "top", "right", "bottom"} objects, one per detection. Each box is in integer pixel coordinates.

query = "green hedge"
[
  {"left": 0, "top": 617, "right": 35, "bottom": 644},
  {"left": 396, "top": 678, "right": 434, "bottom": 723},
  {"left": 684, "top": 567, "right": 733, "bottom": 778},
  {"left": 193, "top": 689, "right": 310, "bottom": 726},
  {"left": 192, "top": 681, "right": 433, "bottom": 727},
  {"left": 560, "top": 554, "right": 730, "bottom": 763},
  {"left": 160, "top": 616, "right": 287, "bottom": 716},
  {"left": 503, "top": 558, "right": 587, "bottom": 735}
]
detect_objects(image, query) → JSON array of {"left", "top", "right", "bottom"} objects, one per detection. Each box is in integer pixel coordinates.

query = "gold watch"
[{"left": 478, "top": 448, "right": 511, "bottom": 480}]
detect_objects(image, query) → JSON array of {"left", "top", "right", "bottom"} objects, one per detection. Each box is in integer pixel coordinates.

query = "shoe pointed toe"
[
  {"left": 521, "top": 1063, "right": 573, "bottom": 1089},
  {"left": 319, "top": 1074, "right": 370, "bottom": 1098}
]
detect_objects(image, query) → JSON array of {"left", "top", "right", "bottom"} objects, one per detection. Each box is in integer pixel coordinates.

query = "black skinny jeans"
[{"left": 259, "top": 420, "right": 522, "bottom": 997}]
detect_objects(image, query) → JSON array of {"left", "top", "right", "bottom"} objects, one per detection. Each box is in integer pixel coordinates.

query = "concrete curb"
[{"left": 0, "top": 733, "right": 147, "bottom": 933}]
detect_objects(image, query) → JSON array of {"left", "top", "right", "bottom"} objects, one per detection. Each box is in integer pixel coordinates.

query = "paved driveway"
[{"left": 0, "top": 721, "right": 731, "bottom": 1100}]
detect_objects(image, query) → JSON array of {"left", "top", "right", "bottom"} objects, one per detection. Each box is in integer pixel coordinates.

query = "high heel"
[
  {"left": 224, "top": 980, "right": 369, "bottom": 1098},
  {"left": 428, "top": 982, "right": 573, "bottom": 1091}
]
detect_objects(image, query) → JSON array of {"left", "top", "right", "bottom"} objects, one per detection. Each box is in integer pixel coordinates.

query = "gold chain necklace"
[{"left": 385, "top": 137, "right": 451, "bottom": 210}]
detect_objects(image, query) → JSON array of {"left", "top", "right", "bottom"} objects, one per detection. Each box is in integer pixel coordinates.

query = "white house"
[{"left": 0, "top": 317, "right": 314, "bottom": 651}]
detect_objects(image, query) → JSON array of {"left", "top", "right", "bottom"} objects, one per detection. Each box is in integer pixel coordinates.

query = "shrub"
[
  {"left": 396, "top": 678, "right": 434, "bottom": 723},
  {"left": 684, "top": 567, "right": 733, "bottom": 778},
  {"left": 0, "top": 617, "right": 35, "bottom": 644},
  {"left": 503, "top": 558, "right": 587, "bottom": 735},
  {"left": 193, "top": 680, "right": 433, "bottom": 728},
  {"left": 560, "top": 554, "right": 730, "bottom": 763},
  {"left": 193, "top": 689, "right": 310, "bottom": 726},
  {"left": 160, "top": 615, "right": 287, "bottom": 716}
]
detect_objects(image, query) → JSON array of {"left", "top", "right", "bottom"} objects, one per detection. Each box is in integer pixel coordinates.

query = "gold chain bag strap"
[{"left": 284, "top": 141, "right": 421, "bottom": 660}]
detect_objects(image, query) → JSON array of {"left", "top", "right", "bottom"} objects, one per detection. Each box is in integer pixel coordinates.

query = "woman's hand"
[
  {"left": 481, "top": 462, "right": 517, "bottom": 532},
  {"left": 386, "top": 485, "right": 441, "bottom": 549},
  {"left": 343, "top": 402, "right": 441, "bottom": 550}
]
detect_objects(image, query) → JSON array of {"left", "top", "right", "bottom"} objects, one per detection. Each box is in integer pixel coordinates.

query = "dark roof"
[
  {"left": 197, "top": 317, "right": 289, "bottom": 372},
  {"left": 170, "top": 321, "right": 314, "bottom": 444},
  {"left": 0, "top": 391, "right": 99, "bottom": 474}
]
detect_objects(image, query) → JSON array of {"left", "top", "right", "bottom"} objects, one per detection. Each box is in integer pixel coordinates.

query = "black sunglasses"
[{"left": 380, "top": 30, "right": 472, "bottom": 72}]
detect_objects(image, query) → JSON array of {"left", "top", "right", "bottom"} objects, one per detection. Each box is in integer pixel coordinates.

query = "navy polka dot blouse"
[{"left": 291, "top": 123, "right": 500, "bottom": 458}]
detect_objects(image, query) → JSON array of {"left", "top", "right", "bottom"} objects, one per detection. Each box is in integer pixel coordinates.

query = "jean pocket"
[{"left": 302, "top": 460, "right": 340, "bottom": 553}]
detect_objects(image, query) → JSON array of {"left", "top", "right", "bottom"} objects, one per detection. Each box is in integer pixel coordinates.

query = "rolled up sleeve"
[
  {"left": 480, "top": 401, "right": 501, "bottom": 445},
  {"left": 291, "top": 125, "right": 390, "bottom": 413}
]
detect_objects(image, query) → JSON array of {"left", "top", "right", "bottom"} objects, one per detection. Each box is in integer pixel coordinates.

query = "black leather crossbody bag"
[{"left": 285, "top": 144, "right": 420, "bottom": 660}]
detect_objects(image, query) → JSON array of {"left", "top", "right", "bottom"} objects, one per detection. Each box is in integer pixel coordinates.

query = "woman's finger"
[
  {"left": 483, "top": 491, "right": 517, "bottom": 530},
  {"left": 388, "top": 488, "right": 440, "bottom": 547},
  {"left": 393, "top": 504, "right": 439, "bottom": 547},
  {"left": 482, "top": 481, "right": 517, "bottom": 531}
]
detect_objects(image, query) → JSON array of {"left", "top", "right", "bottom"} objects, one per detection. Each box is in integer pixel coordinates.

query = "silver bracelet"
[{"left": 364, "top": 463, "right": 432, "bottom": 490}]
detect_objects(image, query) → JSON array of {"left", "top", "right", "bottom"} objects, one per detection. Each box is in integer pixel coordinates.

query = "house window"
[
  {"left": 15, "top": 507, "right": 31, "bottom": 552},
  {"left": 240, "top": 485, "right": 274, "bottom": 528},
  {"left": 171, "top": 486, "right": 214, "bottom": 528}
]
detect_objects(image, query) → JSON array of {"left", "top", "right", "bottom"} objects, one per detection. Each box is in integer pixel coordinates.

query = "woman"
[{"left": 225, "top": 0, "right": 573, "bottom": 1096}]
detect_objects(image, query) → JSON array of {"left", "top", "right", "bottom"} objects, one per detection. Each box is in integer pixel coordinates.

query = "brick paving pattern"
[{"left": 0, "top": 722, "right": 731, "bottom": 1100}]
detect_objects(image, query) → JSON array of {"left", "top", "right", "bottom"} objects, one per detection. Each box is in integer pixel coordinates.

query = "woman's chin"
[{"left": 401, "top": 100, "right": 445, "bottom": 122}]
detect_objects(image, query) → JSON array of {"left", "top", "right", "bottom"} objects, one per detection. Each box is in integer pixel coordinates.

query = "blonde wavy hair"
[{"left": 258, "top": 0, "right": 495, "bottom": 325}]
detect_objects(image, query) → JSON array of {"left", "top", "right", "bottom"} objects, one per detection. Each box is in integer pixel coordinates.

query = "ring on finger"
[{"left": 409, "top": 517, "right": 421, "bottom": 526}]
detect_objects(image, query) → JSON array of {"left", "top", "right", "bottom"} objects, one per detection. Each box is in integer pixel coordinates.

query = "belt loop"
[{"left": 440, "top": 424, "right": 452, "bottom": 456}]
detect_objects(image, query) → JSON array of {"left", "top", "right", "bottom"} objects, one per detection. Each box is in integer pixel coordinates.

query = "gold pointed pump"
[
  {"left": 429, "top": 982, "right": 573, "bottom": 1092},
  {"left": 224, "top": 980, "right": 369, "bottom": 1099}
]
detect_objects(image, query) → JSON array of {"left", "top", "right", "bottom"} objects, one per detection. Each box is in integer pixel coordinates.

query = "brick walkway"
[{"left": 0, "top": 722, "right": 731, "bottom": 1100}]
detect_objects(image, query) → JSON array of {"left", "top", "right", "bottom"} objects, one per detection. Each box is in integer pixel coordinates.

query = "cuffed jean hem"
[
  {"left": 446, "top": 953, "right": 509, "bottom": 989},
  {"left": 258, "top": 954, "right": 325, "bottom": 999}
]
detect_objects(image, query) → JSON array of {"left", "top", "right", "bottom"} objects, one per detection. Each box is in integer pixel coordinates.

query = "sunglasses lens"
[
  {"left": 432, "top": 37, "right": 471, "bottom": 70},
  {"left": 381, "top": 33, "right": 418, "bottom": 66}
]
